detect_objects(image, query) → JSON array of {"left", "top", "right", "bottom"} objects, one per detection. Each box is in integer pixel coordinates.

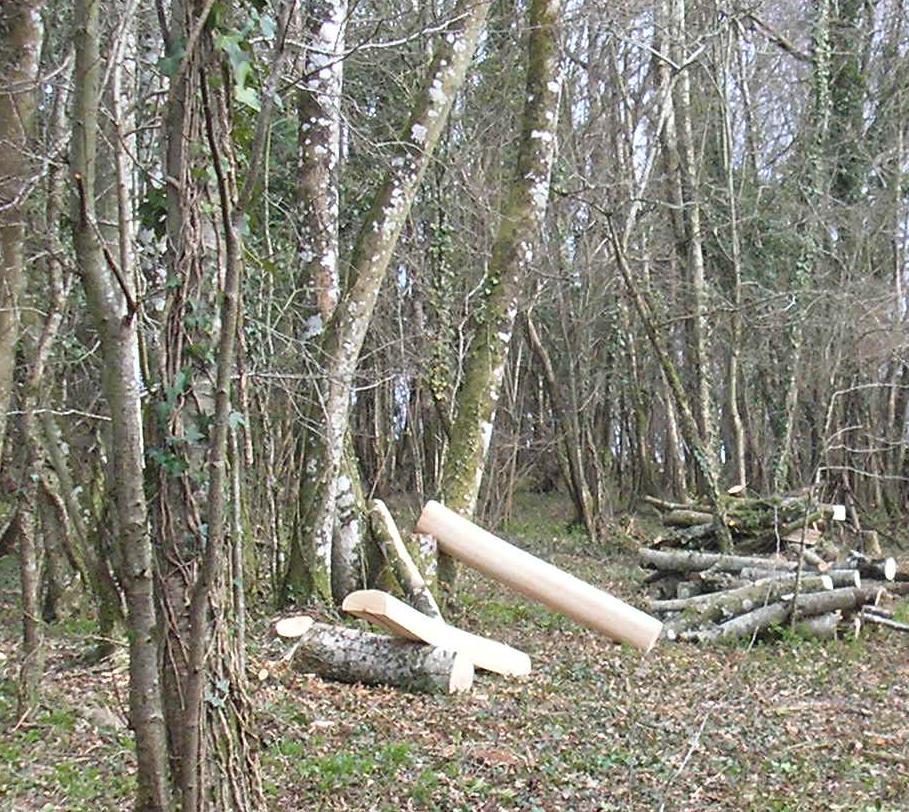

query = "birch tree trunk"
[
  {"left": 437, "top": 0, "right": 562, "bottom": 594},
  {"left": 71, "top": 1, "right": 171, "bottom": 807},
  {"left": 284, "top": 0, "right": 492, "bottom": 604},
  {"left": 0, "top": 0, "right": 43, "bottom": 469}
]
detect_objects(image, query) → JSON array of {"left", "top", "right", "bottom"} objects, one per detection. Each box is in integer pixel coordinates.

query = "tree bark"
[
  {"left": 682, "top": 586, "right": 876, "bottom": 642},
  {"left": 72, "top": 1, "right": 171, "bottom": 807},
  {"left": 438, "top": 0, "right": 563, "bottom": 593},
  {"left": 0, "top": 0, "right": 43, "bottom": 466},
  {"left": 368, "top": 499, "right": 441, "bottom": 619},
  {"left": 641, "top": 547, "right": 798, "bottom": 574},
  {"left": 659, "top": 574, "right": 834, "bottom": 634},
  {"left": 284, "top": 0, "right": 493, "bottom": 603},
  {"left": 292, "top": 621, "right": 474, "bottom": 694}
]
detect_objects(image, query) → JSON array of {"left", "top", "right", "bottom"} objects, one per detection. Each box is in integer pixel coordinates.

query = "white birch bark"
[
  {"left": 285, "top": 0, "right": 492, "bottom": 603},
  {"left": 292, "top": 621, "right": 473, "bottom": 694}
]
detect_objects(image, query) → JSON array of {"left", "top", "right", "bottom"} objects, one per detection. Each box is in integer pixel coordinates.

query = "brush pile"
[{"left": 640, "top": 491, "right": 909, "bottom": 643}]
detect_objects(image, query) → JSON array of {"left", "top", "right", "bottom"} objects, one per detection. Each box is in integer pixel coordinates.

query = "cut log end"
[
  {"left": 448, "top": 653, "right": 475, "bottom": 693},
  {"left": 275, "top": 615, "right": 315, "bottom": 638}
]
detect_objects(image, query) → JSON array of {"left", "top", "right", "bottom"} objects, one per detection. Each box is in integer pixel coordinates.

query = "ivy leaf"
[
  {"left": 228, "top": 410, "right": 245, "bottom": 430},
  {"left": 259, "top": 13, "right": 276, "bottom": 39},
  {"left": 234, "top": 84, "right": 261, "bottom": 112}
]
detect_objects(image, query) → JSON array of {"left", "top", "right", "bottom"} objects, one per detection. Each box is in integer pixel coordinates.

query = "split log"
[
  {"left": 291, "top": 619, "right": 473, "bottom": 694},
  {"left": 342, "top": 589, "right": 530, "bottom": 676},
  {"left": 658, "top": 575, "right": 834, "bottom": 635},
  {"left": 640, "top": 547, "right": 797, "bottom": 575},
  {"left": 368, "top": 500, "right": 442, "bottom": 619},
  {"left": 681, "top": 587, "right": 880, "bottom": 643},
  {"left": 416, "top": 500, "right": 663, "bottom": 651}
]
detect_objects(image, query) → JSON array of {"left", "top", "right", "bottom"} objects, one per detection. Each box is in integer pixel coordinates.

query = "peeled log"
[
  {"left": 658, "top": 575, "right": 834, "bottom": 635},
  {"left": 342, "top": 589, "right": 530, "bottom": 676},
  {"left": 292, "top": 622, "right": 473, "bottom": 694},
  {"left": 640, "top": 548, "right": 797, "bottom": 575},
  {"left": 416, "top": 501, "right": 662, "bottom": 652}
]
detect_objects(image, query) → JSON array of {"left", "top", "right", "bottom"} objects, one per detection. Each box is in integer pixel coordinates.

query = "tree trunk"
[
  {"left": 438, "top": 0, "right": 563, "bottom": 593},
  {"left": 72, "top": 1, "right": 171, "bottom": 807},
  {"left": 292, "top": 621, "right": 474, "bottom": 694},
  {"left": 284, "top": 0, "right": 492, "bottom": 603},
  {"left": 0, "top": 0, "right": 43, "bottom": 466},
  {"left": 525, "top": 313, "right": 596, "bottom": 541},
  {"left": 368, "top": 499, "right": 441, "bottom": 619}
]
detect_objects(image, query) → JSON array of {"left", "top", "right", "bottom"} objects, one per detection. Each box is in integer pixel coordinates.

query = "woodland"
[{"left": 1, "top": 0, "right": 909, "bottom": 810}]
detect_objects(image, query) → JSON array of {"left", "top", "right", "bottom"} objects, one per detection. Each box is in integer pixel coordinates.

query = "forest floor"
[{"left": 1, "top": 493, "right": 908, "bottom": 811}]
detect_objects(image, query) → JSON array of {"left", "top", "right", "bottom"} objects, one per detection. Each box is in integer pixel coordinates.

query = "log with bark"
[
  {"left": 289, "top": 617, "right": 474, "bottom": 694},
  {"left": 644, "top": 491, "right": 846, "bottom": 553}
]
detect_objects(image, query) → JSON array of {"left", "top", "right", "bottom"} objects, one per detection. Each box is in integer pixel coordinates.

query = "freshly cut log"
[
  {"left": 658, "top": 575, "right": 834, "bottom": 635},
  {"left": 830, "top": 554, "right": 896, "bottom": 582},
  {"left": 275, "top": 615, "right": 315, "bottom": 638},
  {"left": 640, "top": 548, "right": 797, "bottom": 575},
  {"left": 416, "top": 500, "right": 663, "bottom": 652},
  {"left": 292, "top": 622, "right": 473, "bottom": 694},
  {"left": 342, "top": 589, "right": 530, "bottom": 676},
  {"left": 682, "top": 587, "right": 879, "bottom": 643},
  {"left": 368, "top": 500, "right": 442, "bottom": 619}
]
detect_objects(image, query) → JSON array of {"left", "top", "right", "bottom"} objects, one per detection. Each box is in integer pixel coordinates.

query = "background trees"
[{"left": 1, "top": 0, "right": 908, "bottom": 808}]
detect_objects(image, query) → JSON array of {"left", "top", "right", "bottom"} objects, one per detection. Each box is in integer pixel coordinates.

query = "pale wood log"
[
  {"left": 368, "top": 500, "right": 442, "bottom": 619},
  {"left": 640, "top": 547, "right": 797, "bottom": 574},
  {"left": 416, "top": 501, "right": 663, "bottom": 651},
  {"left": 275, "top": 615, "right": 315, "bottom": 638},
  {"left": 292, "top": 621, "right": 474, "bottom": 694},
  {"left": 681, "top": 587, "right": 880, "bottom": 643},
  {"left": 785, "top": 544, "right": 830, "bottom": 571},
  {"left": 658, "top": 575, "right": 834, "bottom": 635},
  {"left": 342, "top": 590, "right": 530, "bottom": 676}
]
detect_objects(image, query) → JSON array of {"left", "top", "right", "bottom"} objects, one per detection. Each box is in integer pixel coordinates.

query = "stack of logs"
[{"left": 641, "top": 491, "right": 909, "bottom": 642}]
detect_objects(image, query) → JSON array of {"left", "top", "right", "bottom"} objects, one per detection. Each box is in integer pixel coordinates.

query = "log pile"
[
  {"left": 642, "top": 491, "right": 848, "bottom": 554},
  {"left": 640, "top": 532, "right": 909, "bottom": 643}
]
